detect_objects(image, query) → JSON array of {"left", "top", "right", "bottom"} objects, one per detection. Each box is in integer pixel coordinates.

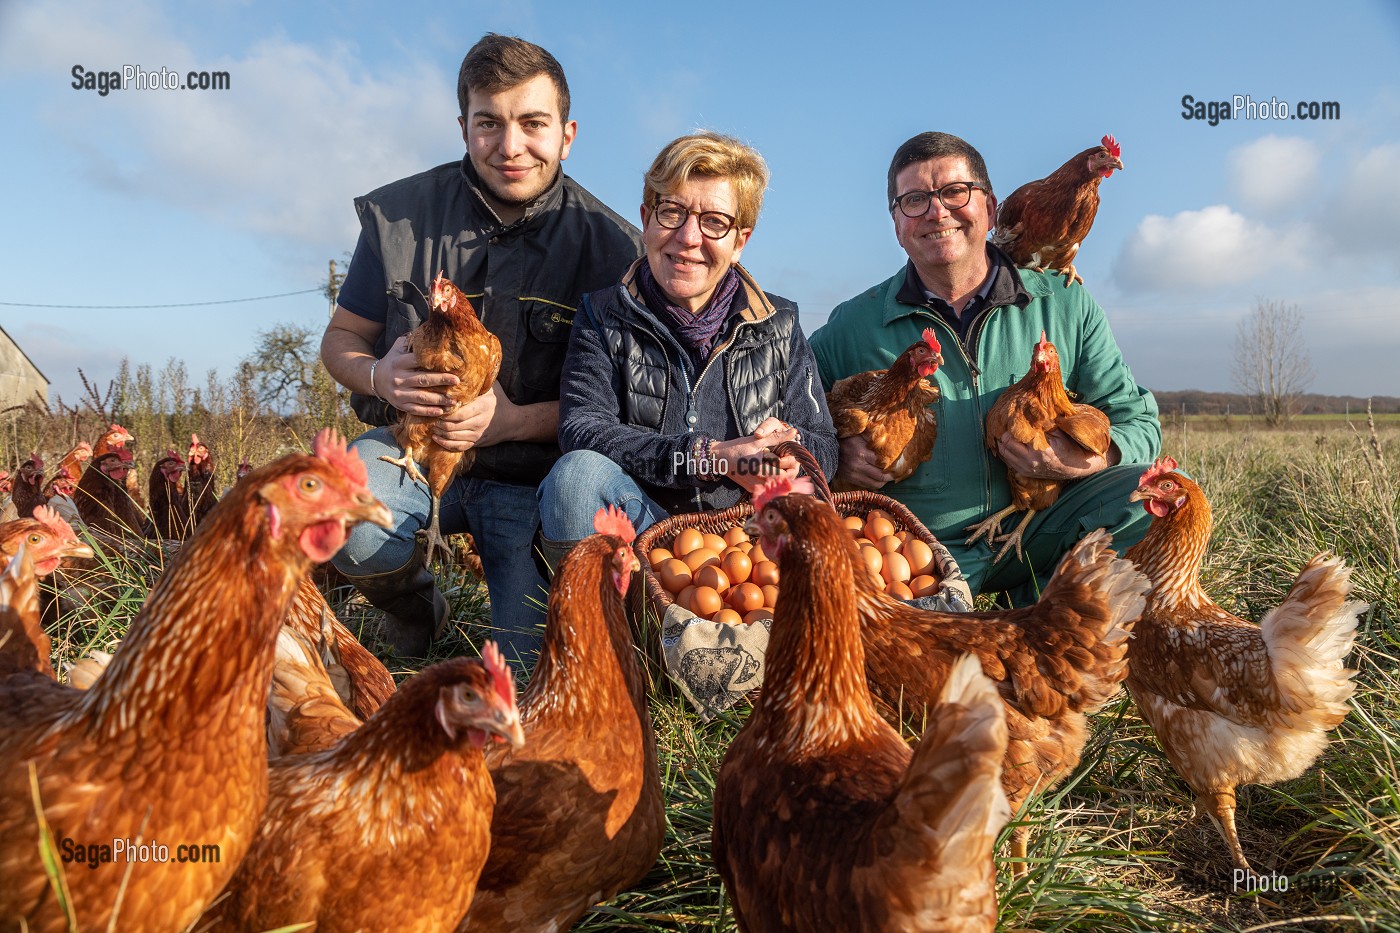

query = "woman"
[{"left": 537, "top": 132, "right": 838, "bottom": 564}]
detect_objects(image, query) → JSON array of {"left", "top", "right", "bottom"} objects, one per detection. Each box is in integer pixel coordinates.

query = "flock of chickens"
[{"left": 0, "top": 133, "right": 1371, "bottom": 932}]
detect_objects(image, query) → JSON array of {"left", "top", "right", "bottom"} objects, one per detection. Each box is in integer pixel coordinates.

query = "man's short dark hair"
[
  {"left": 457, "top": 33, "right": 571, "bottom": 121},
  {"left": 886, "top": 132, "right": 993, "bottom": 209}
]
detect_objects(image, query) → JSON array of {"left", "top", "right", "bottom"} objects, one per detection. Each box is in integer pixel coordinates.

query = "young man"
[
  {"left": 320, "top": 34, "right": 641, "bottom": 665},
  {"left": 810, "top": 131, "right": 1160, "bottom": 603}
]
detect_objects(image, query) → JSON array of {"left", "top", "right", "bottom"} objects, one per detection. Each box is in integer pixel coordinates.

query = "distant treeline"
[{"left": 1151, "top": 390, "right": 1400, "bottom": 416}]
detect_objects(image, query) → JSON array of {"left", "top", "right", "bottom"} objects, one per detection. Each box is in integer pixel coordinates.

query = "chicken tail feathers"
[
  {"left": 886, "top": 654, "right": 1010, "bottom": 877},
  {"left": 1261, "top": 552, "right": 1364, "bottom": 729},
  {"left": 1032, "top": 529, "right": 1151, "bottom": 713}
]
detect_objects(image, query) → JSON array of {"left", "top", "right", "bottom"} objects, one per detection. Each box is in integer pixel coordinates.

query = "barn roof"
[{"left": 0, "top": 324, "right": 49, "bottom": 383}]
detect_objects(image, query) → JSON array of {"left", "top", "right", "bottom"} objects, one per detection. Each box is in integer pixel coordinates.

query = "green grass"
[{"left": 21, "top": 416, "right": 1400, "bottom": 931}]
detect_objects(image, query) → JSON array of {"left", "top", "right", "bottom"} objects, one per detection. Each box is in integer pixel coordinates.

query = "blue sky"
[{"left": 2, "top": 0, "right": 1398, "bottom": 406}]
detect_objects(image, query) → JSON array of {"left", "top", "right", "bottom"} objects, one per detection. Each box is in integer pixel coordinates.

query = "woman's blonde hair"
[{"left": 643, "top": 131, "right": 769, "bottom": 231}]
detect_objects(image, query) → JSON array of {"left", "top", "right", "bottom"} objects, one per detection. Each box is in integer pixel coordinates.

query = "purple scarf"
[{"left": 638, "top": 261, "right": 742, "bottom": 363}]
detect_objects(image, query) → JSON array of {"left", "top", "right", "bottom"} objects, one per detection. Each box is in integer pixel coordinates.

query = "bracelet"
[{"left": 368, "top": 358, "right": 386, "bottom": 402}]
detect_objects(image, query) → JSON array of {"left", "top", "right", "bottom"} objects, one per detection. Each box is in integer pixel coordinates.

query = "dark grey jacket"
[
  {"left": 559, "top": 262, "right": 839, "bottom": 513},
  {"left": 349, "top": 157, "right": 641, "bottom": 484}
]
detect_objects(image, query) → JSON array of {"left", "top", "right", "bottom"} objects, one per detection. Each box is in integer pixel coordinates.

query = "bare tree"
[{"left": 1231, "top": 299, "right": 1313, "bottom": 425}]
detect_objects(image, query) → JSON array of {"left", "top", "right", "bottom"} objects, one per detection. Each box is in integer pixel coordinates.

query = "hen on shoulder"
[{"left": 991, "top": 134, "right": 1123, "bottom": 286}]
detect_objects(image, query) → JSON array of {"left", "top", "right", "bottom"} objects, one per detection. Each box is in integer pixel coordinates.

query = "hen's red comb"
[
  {"left": 29, "top": 453, "right": 44, "bottom": 469},
  {"left": 593, "top": 504, "right": 636, "bottom": 544},
  {"left": 32, "top": 505, "right": 78, "bottom": 541},
  {"left": 1101, "top": 134, "right": 1120, "bottom": 158},
  {"left": 481, "top": 640, "right": 516, "bottom": 708},
  {"left": 311, "top": 429, "right": 367, "bottom": 487},
  {"left": 116, "top": 447, "right": 134, "bottom": 464},
  {"left": 164, "top": 448, "right": 184, "bottom": 462},
  {"left": 1138, "top": 456, "right": 1179, "bottom": 487},
  {"left": 752, "top": 475, "right": 816, "bottom": 513},
  {"left": 190, "top": 433, "right": 203, "bottom": 448},
  {"left": 921, "top": 327, "right": 942, "bottom": 354}
]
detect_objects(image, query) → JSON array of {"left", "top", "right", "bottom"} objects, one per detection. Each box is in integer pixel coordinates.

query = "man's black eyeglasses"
[
  {"left": 891, "top": 182, "right": 987, "bottom": 218},
  {"left": 651, "top": 199, "right": 739, "bottom": 239}
]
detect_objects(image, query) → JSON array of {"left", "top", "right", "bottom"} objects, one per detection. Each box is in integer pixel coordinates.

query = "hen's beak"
[
  {"left": 492, "top": 705, "right": 527, "bottom": 750},
  {"left": 62, "top": 541, "right": 96, "bottom": 561},
  {"left": 351, "top": 492, "right": 394, "bottom": 530},
  {"left": 1127, "top": 488, "right": 1150, "bottom": 503}
]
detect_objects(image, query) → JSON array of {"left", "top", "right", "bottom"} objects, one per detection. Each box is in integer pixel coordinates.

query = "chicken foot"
[
  {"left": 991, "top": 509, "right": 1038, "bottom": 564},
  {"left": 1199, "top": 788, "right": 1254, "bottom": 875},
  {"left": 378, "top": 450, "right": 429, "bottom": 487},
  {"left": 964, "top": 504, "right": 1019, "bottom": 551},
  {"left": 416, "top": 493, "right": 454, "bottom": 571}
]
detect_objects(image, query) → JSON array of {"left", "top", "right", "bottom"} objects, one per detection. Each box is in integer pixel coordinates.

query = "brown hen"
[
  {"left": 965, "top": 331, "right": 1112, "bottom": 562},
  {"left": 991, "top": 134, "right": 1123, "bottom": 286},
  {"left": 0, "top": 508, "right": 94, "bottom": 680},
  {"left": 381, "top": 273, "right": 503, "bottom": 564},
  {"left": 0, "top": 430, "right": 391, "bottom": 933},
  {"left": 207, "top": 645, "right": 524, "bottom": 933},
  {"left": 854, "top": 526, "right": 1146, "bottom": 868},
  {"left": 827, "top": 328, "right": 943, "bottom": 489},
  {"left": 1124, "top": 458, "right": 1363, "bottom": 872},
  {"left": 713, "top": 479, "right": 1010, "bottom": 933},
  {"left": 459, "top": 505, "right": 664, "bottom": 932}
]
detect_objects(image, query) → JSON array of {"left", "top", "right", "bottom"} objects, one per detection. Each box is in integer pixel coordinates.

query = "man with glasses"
[
  {"left": 810, "top": 132, "right": 1159, "bottom": 603},
  {"left": 320, "top": 34, "right": 640, "bottom": 666}
]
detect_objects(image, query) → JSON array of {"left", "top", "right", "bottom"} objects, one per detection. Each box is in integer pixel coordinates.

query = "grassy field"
[{"left": 15, "top": 411, "right": 1400, "bottom": 932}]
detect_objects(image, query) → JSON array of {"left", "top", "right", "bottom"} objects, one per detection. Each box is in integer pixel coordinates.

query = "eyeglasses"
[
  {"left": 650, "top": 199, "right": 739, "bottom": 239},
  {"left": 891, "top": 182, "right": 987, "bottom": 218}
]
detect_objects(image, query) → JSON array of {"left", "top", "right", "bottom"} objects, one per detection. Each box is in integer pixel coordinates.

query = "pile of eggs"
[{"left": 647, "top": 509, "right": 941, "bottom": 625}]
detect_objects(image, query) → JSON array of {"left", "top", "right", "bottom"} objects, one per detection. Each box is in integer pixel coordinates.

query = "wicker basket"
[{"left": 634, "top": 443, "right": 970, "bottom": 718}]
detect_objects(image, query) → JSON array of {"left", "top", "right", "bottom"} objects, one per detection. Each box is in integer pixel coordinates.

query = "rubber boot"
[
  {"left": 346, "top": 559, "right": 448, "bottom": 661},
  {"left": 533, "top": 533, "right": 581, "bottom": 584}
]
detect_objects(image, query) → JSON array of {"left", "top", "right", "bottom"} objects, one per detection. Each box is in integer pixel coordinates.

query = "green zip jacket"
[{"left": 810, "top": 261, "right": 1160, "bottom": 548}]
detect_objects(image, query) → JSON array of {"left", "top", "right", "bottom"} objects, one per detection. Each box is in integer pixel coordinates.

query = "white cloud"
[
  {"left": 1113, "top": 205, "right": 1306, "bottom": 292},
  {"left": 1, "top": 0, "right": 455, "bottom": 253},
  {"left": 1228, "top": 135, "right": 1320, "bottom": 215},
  {"left": 1331, "top": 142, "right": 1400, "bottom": 266}
]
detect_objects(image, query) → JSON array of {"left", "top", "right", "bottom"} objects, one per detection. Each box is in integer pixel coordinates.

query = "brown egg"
[
  {"left": 737, "top": 540, "right": 753, "bottom": 553},
  {"left": 721, "top": 550, "right": 753, "bottom": 585},
  {"left": 694, "top": 564, "right": 730, "bottom": 593},
  {"left": 682, "top": 547, "right": 721, "bottom": 573},
  {"left": 860, "top": 545, "right": 883, "bottom": 575},
  {"left": 888, "top": 580, "right": 914, "bottom": 600},
  {"left": 749, "top": 541, "right": 769, "bottom": 564},
  {"left": 723, "top": 525, "right": 749, "bottom": 546},
  {"left": 702, "top": 533, "right": 729, "bottom": 556},
  {"left": 881, "top": 551, "right": 911, "bottom": 584},
  {"left": 876, "top": 534, "right": 902, "bottom": 554},
  {"left": 843, "top": 515, "right": 865, "bottom": 537},
  {"left": 751, "top": 560, "right": 780, "bottom": 587},
  {"left": 896, "top": 530, "right": 912, "bottom": 545},
  {"left": 727, "top": 581, "right": 765, "bottom": 613},
  {"left": 658, "top": 558, "right": 692, "bottom": 593},
  {"left": 761, "top": 584, "right": 779, "bottom": 608},
  {"left": 673, "top": 527, "right": 705, "bottom": 558},
  {"left": 867, "top": 567, "right": 884, "bottom": 590},
  {"left": 713, "top": 608, "right": 744, "bottom": 627},
  {"left": 864, "top": 512, "right": 895, "bottom": 543},
  {"left": 690, "top": 585, "right": 723, "bottom": 619},
  {"left": 675, "top": 585, "right": 697, "bottom": 612},
  {"left": 743, "top": 608, "right": 774, "bottom": 625},
  {"left": 903, "top": 538, "right": 935, "bottom": 577},
  {"left": 910, "top": 574, "right": 939, "bottom": 598},
  {"left": 648, "top": 547, "right": 674, "bottom": 568}
]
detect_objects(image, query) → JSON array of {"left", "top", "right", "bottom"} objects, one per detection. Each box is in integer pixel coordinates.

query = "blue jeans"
[
  {"left": 537, "top": 449, "right": 672, "bottom": 543},
  {"left": 332, "top": 426, "right": 548, "bottom": 666}
]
